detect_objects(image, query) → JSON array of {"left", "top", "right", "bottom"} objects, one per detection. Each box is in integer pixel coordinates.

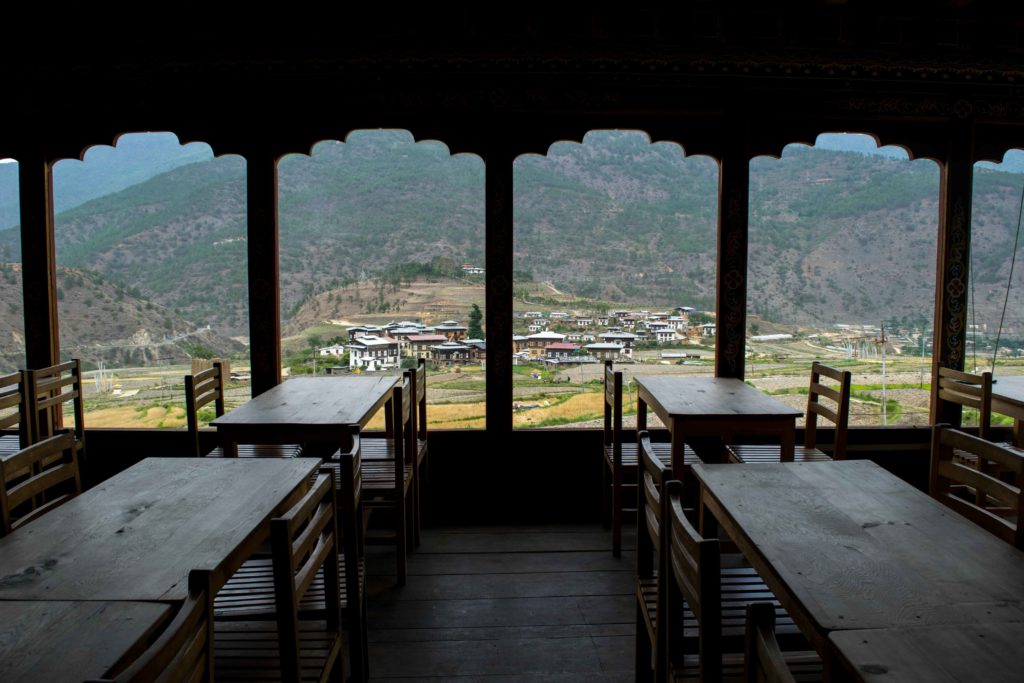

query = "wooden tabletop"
[
  {"left": 0, "top": 600, "right": 171, "bottom": 683},
  {"left": 0, "top": 457, "right": 319, "bottom": 601},
  {"left": 633, "top": 376, "right": 802, "bottom": 420},
  {"left": 829, "top": 623, "right": 1024, "bottom": 683},
  {"left": 212, "top": 375, "right": 398, "bottom": 444},
  {"left": 693, "top": 460, "right": 1024, "bottom": 651}
]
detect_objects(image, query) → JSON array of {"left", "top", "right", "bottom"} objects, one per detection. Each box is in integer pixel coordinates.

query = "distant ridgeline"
[{"left": 1, "top": 130, "right": 1023, "bottom": 362}]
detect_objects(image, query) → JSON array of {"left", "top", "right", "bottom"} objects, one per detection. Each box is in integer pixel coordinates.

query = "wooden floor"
[{"left": 365, "top": 525, "right": 636, "bottom": 682}]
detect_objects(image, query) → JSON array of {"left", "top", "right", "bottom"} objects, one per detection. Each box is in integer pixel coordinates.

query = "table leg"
[
  {"left": 637, "top": 396, "right": 647, "bottom": 432},
  {"left": 1014, "top": 418, "right": 1023, "bottom": 449},
  {"left": 779, "top": 419, "right": 795, "bottom": 462},
  {"left": 222, "top": 434, "right": 238, "bottom": 458},
  {"left": 671, "top": 417, "right": 686, "bottom": 478}
]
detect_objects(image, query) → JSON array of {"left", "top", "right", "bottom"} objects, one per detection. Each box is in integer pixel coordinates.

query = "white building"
[
  {"left": 318, "top": 343, "right": 347, "bottom": 358},
  {"left": 347, "top": 335, "right": 401, "bottom": 371}
]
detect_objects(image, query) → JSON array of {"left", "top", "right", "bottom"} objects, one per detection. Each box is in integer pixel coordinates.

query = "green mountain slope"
[{"left": 2, "top": 130, "right": 1024, "bottom": 356}]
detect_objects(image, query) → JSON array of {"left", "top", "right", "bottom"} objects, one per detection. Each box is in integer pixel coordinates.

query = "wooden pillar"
[
  {"left": 930, "top": 124, "right": 974, "bottom": 425},
  {"left": 715, "top": 148, "right": 749, "bottom": 378},
  {"left": 245, "top": 149, "right": 282, "bottom": 396},
  {"left": 18, "top": 150, "right": 60, "bottom": 369},
  {"left": 484, "top": 143, "right": 514, "bottom": 437}
]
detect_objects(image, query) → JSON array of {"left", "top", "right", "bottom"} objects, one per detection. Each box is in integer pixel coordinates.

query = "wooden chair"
[
  {"left": 88, "top": 569, "right": 215, "bottom": 683},
  {"left": 25, "top": 359, "right": 86, "bottom": 456},
  {"left": 362, "top": 374, "right": 416, "bottom": 585},
  {"left": 663, "top": 480, "right": 811, "bottom": 682},
  {"left": 186, "top": 360, "right": 302, "bottom": 457},
  {"left": 930, "top": 424, "right": 1024, "bottom": 549},
  {"left": 214, "top": 429, "right": 368, "bottom": 682},
  {"left": 603, "top": 361, "right": 698, "bottom": 556},
  {"left": 0, "top": 369, "right": 31, "bottom": 460},
  {"left": 744, "top": 603, "right": 820, "bottom": 683},
  {"left": 215, "top": 469, "right": 345, "bottom": 683},
  {"left": 635, "top": 431, "right": 670, "bottom": 683},
  {"left": 728, "top": 362, "right": 850, "bottom": 464},
  {"left": 0, "top": 431, "right": 81, "bottom": 537}
]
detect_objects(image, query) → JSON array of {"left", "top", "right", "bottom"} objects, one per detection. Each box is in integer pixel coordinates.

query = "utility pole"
[{"left": 878, "top": 322, "right": 888, "bottom": 426}]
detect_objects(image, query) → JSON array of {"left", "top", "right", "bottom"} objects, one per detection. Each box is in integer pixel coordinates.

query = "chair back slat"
[
  {"left": 94, "top": 569, "right": 214, "bottom": 683},
  {"left": 0, "top": 432, "right": 81, "bottom": 536},
  {"left": 804, "top": 362, "right": 851, "bottom": 459},
  {"left": 667, "top": 480, "right": 722, "bottom": 682},
  {"left": 936, "top": 367, "right": 993, "bottom": 438},
  {"left": 930, "top": 424, "right": 1024, "bottom": 549},
  {"left": 26, "top": 359, "right": 85, "bottom": 444}
]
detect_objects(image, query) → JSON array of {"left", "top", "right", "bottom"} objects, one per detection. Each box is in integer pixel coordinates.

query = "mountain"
[
  {"left": 0, "top": 263, "right": 244, "bottom": 371},
  {"left": 3, "top": 129, "right": 1024, "bottom": 362},
  {"left": 0, "top": 133, "right": 214, "bottom": 229}
]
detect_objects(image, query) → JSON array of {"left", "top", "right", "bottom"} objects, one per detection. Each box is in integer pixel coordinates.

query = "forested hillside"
[{"left": 2, "top": 129, "right": 1024, "bottom": 365}]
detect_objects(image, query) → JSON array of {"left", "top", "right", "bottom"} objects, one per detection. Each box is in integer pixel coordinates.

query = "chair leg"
[
  {"left": 602, "top": 458, "right": 611, "bottom": 529},
  {"left": 612, "top": 464, "right": 622, "bottom": 557},
  {"left": 414, "top": 460, "right": 422, "bottom": 548},
  {"left": 636, "top": 600, "right": 653, "bottom": 683},
  {"left": 396, "top": 495, "right": 407, "bottom": 586}
]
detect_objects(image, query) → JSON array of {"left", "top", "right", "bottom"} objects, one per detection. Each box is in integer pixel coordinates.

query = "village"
[{"left": 320, "top": 306, "right": 719, "bottom": 371}]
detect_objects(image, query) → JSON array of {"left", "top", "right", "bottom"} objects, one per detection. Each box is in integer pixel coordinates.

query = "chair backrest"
[
  {"left": 0, "top": 369, "right": 31, "bottom": 448},
  {"left": 335, "top": 426, "right": 365, "bottom": 613},
  {"left": 185, "top": 360, "right": 226, "bottom": 457},
  {"left": 637, "top": 430, "right": 670, "bottom": 579},
  {"left": 744, "top": 602, "right": 796, "bottom": 683},
  {"left": 93, "top": 569, "right": 215, "bottom": 683},
  {"left": 666, "top": 478, "right": 722, "bottom": 683},
  {"left": 26, "top": 359, "right": 85, "bottom": 444},
  {"left": 410, "top": 358, "right": 427, "bottom": 441},
  {"left": 930, "top": 424, "right": 1024, "bottom": 549},
  {"left": 936, "top": 367, "right": 993, "bottom": 439},
  {"left": 804, "top": 362, "right": 852, "bottom": 459},
  {"left": 603, "top": 361, "right": 624, "bottom": 460},
  {"left": 0, "top": 431, "right": 82, "bottom": 536},
  {"left": 271, "top": 469, "right": 343, "bottom": 683}
]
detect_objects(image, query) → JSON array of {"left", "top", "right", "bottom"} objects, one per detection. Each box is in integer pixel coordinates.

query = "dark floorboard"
[{"left": 366, "top": 525, "right": 637, "bottom": 682}]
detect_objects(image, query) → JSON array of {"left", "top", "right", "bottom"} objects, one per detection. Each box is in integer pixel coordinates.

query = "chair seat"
[
  {"left": 214, "top": 555, "right": 364, "bottom": 619},
  {"left": 670, "top": 651, "right": 822, "bottom": 682},
  {"left": 0, "top": 433, "right": 20, "bottom": 457},
  {"left": 205, "top": 443, "right": 303, "bottom": 458},
  {"left": 214, "top": 619, "right": 342, "bottom": 682},
  {"left": 362, "top": 461, "right": 414, "bottom": 497},
  {"left": 604, "top": 441, "right": 700, "bottom": 470},
  {"left": 727, "top": 444, "right": 832, "bottom": 464}
]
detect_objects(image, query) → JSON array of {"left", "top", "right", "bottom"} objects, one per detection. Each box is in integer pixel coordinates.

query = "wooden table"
[
  {"left": 212, "top": 375, "right": 399, "bottom": 456},
  {"left": 634, "top": 376, "right": 802, "bottom": 474},
  {"left": 0, "top": 600, "right": 172, "bottom": 683},
  {"left": 829, "top": 623, "right": 1024, "bottom": 683},
  {"left": 693, "top": 460, "right": 1024, "bottom": 678},
  {"left": 991, "top": 374, "right": 1024, "bottom": 446},
  {"left": 0, "top": 457, "right": 319, "bottom": 601}
]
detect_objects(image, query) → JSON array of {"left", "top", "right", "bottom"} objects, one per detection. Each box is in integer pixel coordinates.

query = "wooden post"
[
  {"left": 245, "top": 149, "right": 282, "bottom": 396},
  {"left": 931, "top": 124, "right": 975, "bottom": 426},
  {"left": 484, "top": 143, "right": 514, "bottom": 437},
  {"left": 18, "top": 150, "right": 60, "bottom": 369},
  {"left": 715, "top": 147, "right": 749, "bottom": 379}
]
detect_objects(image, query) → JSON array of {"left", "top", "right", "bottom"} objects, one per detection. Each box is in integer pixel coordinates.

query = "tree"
[{"left": 467, "top": 303, "right": 484, "bottom": 339}]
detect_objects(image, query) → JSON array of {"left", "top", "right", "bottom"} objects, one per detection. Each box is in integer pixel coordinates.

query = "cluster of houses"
[
  {"left": 319, "top": 320, "right": 487, "bottom": 371},
  {"left": 325, "top": 306, "right": 715, "bottom": 371}
]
